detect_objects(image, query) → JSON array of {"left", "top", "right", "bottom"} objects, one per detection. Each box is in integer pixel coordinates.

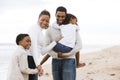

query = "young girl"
[
  {"left": 53, "top": 13, "right": 86, "bottom": 68},
  {"left": 53, "top": 13, "right": 79, "bottom": 53},
  {"left": 7, "top": 34, "right": 43, "bottom": 80}
]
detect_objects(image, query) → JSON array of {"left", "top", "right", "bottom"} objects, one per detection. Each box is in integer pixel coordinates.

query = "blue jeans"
[
  {"left": 53, "top": 43, "right": 73, "bottom": 53},
  {"left": 52, "top": 58, "right": 76, "bottom": 80}
]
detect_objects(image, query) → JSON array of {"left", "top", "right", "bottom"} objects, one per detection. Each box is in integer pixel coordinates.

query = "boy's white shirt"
[
  {"left": 45, "top": 22, "right": 82, "bottom": 58},
  {"left": 28, "top": 24, "right": 57, "bottom": 65},
  {"left": 7, "top": 45, "right": 38, "bottom": 80}
]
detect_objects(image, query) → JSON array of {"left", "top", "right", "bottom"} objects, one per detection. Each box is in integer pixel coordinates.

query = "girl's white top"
[{"left": 58, "top": 23, "right": 79, "bottom": 48}]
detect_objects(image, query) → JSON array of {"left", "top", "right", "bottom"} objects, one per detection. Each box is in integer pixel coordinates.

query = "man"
[{"left": 45, "top": 6, "right": 83, "bottom": 80}]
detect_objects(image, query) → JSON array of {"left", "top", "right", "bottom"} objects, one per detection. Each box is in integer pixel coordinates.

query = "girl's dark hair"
[
  {"left": 16, "top": 33, "right": 29, "bottom": 45},
  {"left": 56, "top": 6, "right": 67, "bottom": 14},
  {"left": 62, "top": 13, "right": 77, "bottom": 25},
  {"left": 39, "top": 10, "right": 50, "bottom": 18}
]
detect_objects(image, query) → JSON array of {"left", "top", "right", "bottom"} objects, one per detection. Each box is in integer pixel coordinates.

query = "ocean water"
[
  {"left": 0, "top": 44, "right": 111, "bottom": 80},
  {"left": 0, "top": 44, "right": 16, "bottom": 80}
]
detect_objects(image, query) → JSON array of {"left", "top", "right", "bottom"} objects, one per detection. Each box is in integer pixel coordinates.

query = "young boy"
[{"left": 7, "top": 33, "right": 43, "bottom": 80}]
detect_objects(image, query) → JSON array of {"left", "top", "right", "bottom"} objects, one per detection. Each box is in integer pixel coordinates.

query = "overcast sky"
[{"left": 0, "top": 0, "right": 120, "bottom": 46}]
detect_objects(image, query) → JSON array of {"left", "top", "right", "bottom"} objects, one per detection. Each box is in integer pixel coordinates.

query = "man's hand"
[{"left": 57, "top": 52, "right": 69, "bottom": 58}]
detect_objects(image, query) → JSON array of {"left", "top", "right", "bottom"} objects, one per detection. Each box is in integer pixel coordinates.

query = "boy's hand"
[{"left": 38, "top": 69, "right": 43, "bottom": 76}]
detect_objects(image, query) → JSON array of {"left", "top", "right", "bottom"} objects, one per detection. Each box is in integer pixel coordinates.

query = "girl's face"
[
  {"left": 38, "top": 15, "right": 50, "bottom": 29},
  {"left": 19, "top": 36, "right": 31, "bottom": 49},
  {"left": 70, "top": 18, "right": 77, "bottom": 24}
]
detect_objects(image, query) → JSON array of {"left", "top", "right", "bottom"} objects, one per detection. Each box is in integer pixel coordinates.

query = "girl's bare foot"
[{"left": 77, "top": 63, "right": 86, "bottom": 68}]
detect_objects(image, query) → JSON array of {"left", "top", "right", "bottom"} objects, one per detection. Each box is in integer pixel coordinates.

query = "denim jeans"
[
  {"left": 52, "top": 58, "right": 76, "bottom": 80},
  {"left": 53, "top": 43, "right": 73, "bottom": 53}
]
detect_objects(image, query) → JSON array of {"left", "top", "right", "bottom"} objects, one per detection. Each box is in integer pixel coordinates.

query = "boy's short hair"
[{"left": 16, "top": 33, "right": 29, "bottom": 45}]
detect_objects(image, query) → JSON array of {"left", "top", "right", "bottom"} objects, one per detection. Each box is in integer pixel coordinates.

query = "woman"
[{"left": 28, "top": 10, "right": 61, "bottom": 80}]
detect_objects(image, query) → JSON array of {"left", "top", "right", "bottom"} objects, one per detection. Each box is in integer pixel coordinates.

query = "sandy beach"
[{"left": 39, "top": 45, "right": 120, "bottom": 80}]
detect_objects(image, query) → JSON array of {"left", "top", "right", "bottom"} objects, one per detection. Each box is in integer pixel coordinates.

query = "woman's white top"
[{"left": 28, "top": 24, "right": 57, "bottom": 65}]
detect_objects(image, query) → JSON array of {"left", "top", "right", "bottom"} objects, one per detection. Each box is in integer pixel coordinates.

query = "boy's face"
[
  {"left": 20, "top": 36, "right": 31, "bottom": 49},
  {"left": 55, "top": 11, "right": 66, "bottom": 25}
]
